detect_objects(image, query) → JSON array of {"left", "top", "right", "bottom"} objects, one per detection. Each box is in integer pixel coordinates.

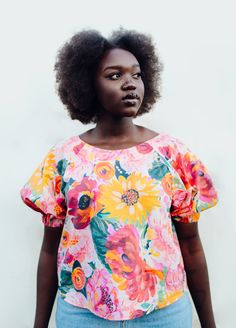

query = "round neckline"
[{"left": 77, "top": 133, "right": 162, "bottom": 152}]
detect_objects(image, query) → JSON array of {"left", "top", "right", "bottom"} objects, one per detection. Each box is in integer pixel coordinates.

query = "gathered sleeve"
[
  {"left": 170, "top": 140, "right": 218, "bottom": 223},
  {"left": 20, "top": 146, "right": 67, "bottom": 227}
]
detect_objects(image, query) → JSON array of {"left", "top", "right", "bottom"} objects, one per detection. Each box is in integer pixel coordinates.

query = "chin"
[
  {"left": 120, "top": 106, "right": 139, "bottom": 117},
  {"left": 123, "top": 110, "right": 136, "bottom": 117}
]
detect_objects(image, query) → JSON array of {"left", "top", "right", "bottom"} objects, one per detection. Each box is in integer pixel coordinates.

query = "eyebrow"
[{"left": 103, "top": 64, "right": 140, "bottom": 72}]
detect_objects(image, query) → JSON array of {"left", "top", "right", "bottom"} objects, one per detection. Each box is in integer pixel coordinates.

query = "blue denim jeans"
[{"left": 55, "top": 292, "right": 192, "bottom": 328}]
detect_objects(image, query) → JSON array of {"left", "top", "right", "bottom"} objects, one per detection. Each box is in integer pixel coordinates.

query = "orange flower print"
[
  {"left": 172, "top": 153, "right": 186, "bottom": 185},
  {"left": 157, "top": 290, "right": 184, "bottom": 309},
  {"left": 94, "top": 162, "right": 115, "bottom": 180},
  {"left": 53, "top": 198, "right": 67, "bottom": 219},
  {"left": 54, "top": 175, "right": 62, "bottom": 194},
  {"left": 172, "top": 152, "right": 217, "bottom": 203},
  {"left": 161, "top": 173, "right": 173, "bottom": 196},
  {"left": 72, "top": 267, "right": 86, "bottom": 290},
  {"left": 105, "top": 225, "right": 164, "bottom": 303},
  {"left": 62, "top": 230, "right": 70, "bottom": 247},
  {"left": 171, "top": 189, "right": 194, "bottom": 217}
]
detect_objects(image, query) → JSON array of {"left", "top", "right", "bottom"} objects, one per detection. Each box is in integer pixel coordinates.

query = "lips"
[{"left": 122, "top": 93, "right": 140, "bottom": 101}]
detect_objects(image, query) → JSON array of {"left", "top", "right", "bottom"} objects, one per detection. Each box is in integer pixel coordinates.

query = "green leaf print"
[
  {"left": 141, "top": 302, "right": 151, "bottom": 309},
  {"left": 72, "top": 260, "right": 82, "bottom": 270},
  {"left": 90, "top": 212, "right": 118, "bottom": 273},
  {"left": 59, "top": 286, "right": 69, "bottom": 298},
  {"left": 61, "top": 177, "right": 75, "bottom": 197},
  {"left": 88, "top": 261, "right": 96, "bottom": 270},
  {"left": 114, "top": 160, "right": 129, "bottom": 179},
  {"left": 196, "top": 202, "right": 210, "bottom": 212},
  {"left": 60, "top": 269, "right": 72, "bottom": 287},
  {"left": 158, "top": 289, "right": 165, "bottom": 302},
  {"left": 79, "top": 286, "right": 87, "bottom": 298},
  {"left": 141, "top": 223, "right": 148, "bottom": 239},
  {"left": 163, "top": 266, "right": 168, "bottom": 279},
  {"left": 172, "top": 176, "right": 185, "bottom": 189},
  {"left": 148, "top": 159, "right": 170, "bottom": 180},
  {"left": 57, "top": 159, "right": 68, "bottom": 175}
]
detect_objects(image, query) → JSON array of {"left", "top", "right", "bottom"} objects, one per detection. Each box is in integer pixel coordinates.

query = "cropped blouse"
[{"left": 20, "top": 133, "right": 218, "bottom": 320}]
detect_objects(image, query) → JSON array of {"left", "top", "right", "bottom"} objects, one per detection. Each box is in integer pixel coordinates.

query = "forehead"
[{"left": 98, "top": 48, "right": 140, "bottom": 70}]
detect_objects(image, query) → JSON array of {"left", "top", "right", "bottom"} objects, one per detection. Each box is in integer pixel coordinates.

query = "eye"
[
  {"left": 133, "top": 72, "right": 142, "bottom": 79},
  {"left": 107, "top": 72, "right": 121, "bottom": 80}
]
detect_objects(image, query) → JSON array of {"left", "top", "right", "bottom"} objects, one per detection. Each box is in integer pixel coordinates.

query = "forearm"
[
  {"left": 34, "top": 249, "right": 58, "bottom": 328},
  {"left": 181, "top": 239, "right": 216, "bottom": 328}
]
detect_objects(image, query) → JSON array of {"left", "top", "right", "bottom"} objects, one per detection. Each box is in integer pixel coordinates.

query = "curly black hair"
[{"left": 55, "top": 28, "right": 162, "bottom": 124}]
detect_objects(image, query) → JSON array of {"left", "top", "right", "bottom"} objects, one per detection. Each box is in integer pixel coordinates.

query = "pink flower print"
[
  {"left": 73, "top": 142, "right": 85, "bottom": 155},
  {"left": 166, "top": 264, "right": 185, "bottom": 292},
  {"left": 64, "top": 289, "right": 87, "bottom": 307},
  {"left": 86, "top": 269, "right": 121, "bottom": 319},
  {"left": 172, "top": 152, "right": 217, "bottom": 204},
  {"left": 148, "top": 225, "right": 179, "bottom": 267},
  {"left": 67, "top": 177, "right": 97, "bottom": 229},
  {"left": 20, "top": 186, "right": 32, "bottom": 200},
  {"left": 130, "top": 309, "right": 145, "bottom": 319},
  {"left": 105, "top": 225, "right": 164, "bottom": 303},
  {"left": 64, "top": 249, "right": 74, "bottom": 265},
  {"left": 136, "top": 142, "right": 153, "bottom": 154},
  {"left": 73, "top": 234, "right": 94, "bottom": 263},
  {"left": 158, "top": 145, "right": 174, "bottom": 160}
]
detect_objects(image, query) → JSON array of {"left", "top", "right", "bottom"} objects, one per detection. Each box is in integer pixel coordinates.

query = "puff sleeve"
[
  {"left": 20, "top": 146, "right": 67, "bottom": 227},
  {"left": 170, "top": 140, "right": 218, "bottom": 223}
]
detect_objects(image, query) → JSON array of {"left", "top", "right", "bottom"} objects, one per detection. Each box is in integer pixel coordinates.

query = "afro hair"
[{"left": 54, "top": 28, "right": 162, "bottom": 124}]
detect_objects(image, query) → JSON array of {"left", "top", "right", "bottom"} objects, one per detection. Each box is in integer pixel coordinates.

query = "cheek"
[
  {"left": 100, "top": 84, "right": 118, "bottom": 97},
  {"left": 96, "top": 83, "right": 119, "bottom": 107},
  {"left": 138, "top": 81, "right": 145, "bottom": 99}
]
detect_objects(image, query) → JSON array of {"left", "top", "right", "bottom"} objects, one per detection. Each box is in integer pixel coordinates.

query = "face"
[{"left": 95, "top": 48, "right": 145, "bottom": 119}]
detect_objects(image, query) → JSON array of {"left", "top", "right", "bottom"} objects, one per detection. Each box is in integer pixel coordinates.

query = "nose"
[{"left": 121, "top": 77, "right": 136, "bottom": 90}]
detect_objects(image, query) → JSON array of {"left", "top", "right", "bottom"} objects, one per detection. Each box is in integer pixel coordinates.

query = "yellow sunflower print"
[
  {"left": 98, "top": 172, "right": 160, "bottom": 224},
  {"left": 28, "top": 150, "right": 56, "bottom": 195}
]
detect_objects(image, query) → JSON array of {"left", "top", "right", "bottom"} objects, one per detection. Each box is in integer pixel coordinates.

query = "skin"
[
  {"left": 173, "top": 222, "right": 216, "bottom": 328},
  {"left": 80, "top": 48, "right": 158, "bottom": 148},
  {"left": 34, "top": 48, "right": 216, "bottom": 327}
]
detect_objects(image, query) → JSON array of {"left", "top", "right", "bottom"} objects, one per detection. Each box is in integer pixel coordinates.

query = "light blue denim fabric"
[{"left": 55, "top": 292, "right": 192, "bottom": 328}]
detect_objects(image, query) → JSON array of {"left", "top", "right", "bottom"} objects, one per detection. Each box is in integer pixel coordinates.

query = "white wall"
[{"left": 1, "top": 1, "right": 235, "bottom": 327}]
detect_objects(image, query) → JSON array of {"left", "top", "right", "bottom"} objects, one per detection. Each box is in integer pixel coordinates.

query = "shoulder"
[
  {"left": 50, "top": 135, "right": 81, "bottom": 161},
  {"left": 154, "top": 133, "right": 189, "bottom": 159}
]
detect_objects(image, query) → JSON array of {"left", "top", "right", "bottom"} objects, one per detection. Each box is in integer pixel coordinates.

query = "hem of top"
[{"left": 57, "top": 288, "right": 187, "bottom": 321}]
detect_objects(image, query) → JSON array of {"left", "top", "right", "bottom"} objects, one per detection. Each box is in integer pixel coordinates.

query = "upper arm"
[
  {"left": 41, "top": 226, "right": 63, "bottom": 254},
  {"left": 173, "top": 221, "right": 203, "bottom": 256},
  {"left": 173, "top": 221, "right": 199, "bottom": 241}
]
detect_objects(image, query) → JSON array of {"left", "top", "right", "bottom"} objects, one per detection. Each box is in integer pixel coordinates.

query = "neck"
[{"left": 92, "top": 117, "right": 138, "bottom": 140}]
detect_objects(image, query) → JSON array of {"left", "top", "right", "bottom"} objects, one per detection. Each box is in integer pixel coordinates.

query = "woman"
[{"left": 20, "top": 29, "right": 218, "bottom": 328}]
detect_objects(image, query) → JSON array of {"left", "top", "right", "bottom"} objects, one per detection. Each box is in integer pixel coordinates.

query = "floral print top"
[{"left": 20, "top": 133, "right": 218, "bottom": 321}]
